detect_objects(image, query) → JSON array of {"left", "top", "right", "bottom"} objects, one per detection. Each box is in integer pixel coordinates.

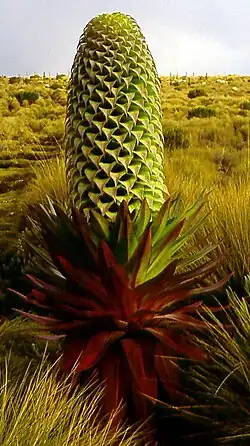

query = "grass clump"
[
  {"left": 180, "top": 276, "right": 250, "bottom": 445},
  {"left": 187, "top": 106, "right": 217, "bottom": 119},
  {"left": 0, "top": 342, "right": 149, "bottom": 445},
  {"left": 188, "top": 88, "right": 206, "bottom": 99}
]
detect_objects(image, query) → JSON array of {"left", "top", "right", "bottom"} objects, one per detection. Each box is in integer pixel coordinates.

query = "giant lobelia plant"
[
  {"left": 65, "top": 12, "right": 168, "bottom": 218},
  {"left": 9, "top": 12, "right": 232, "bottom": 440}
]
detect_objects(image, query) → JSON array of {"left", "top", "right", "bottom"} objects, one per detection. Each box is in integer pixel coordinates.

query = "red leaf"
[
  {"left": 154, "top": 343, "right": 181, "bottom": 401},
  {"left": 98, "top": 241, "right": 137, "bottom": 317},
  {"left": 98, "top": 241, "right": 128, "bottom": 283},
  {"left": 167, "top": 258, "right": 228, "bottom": 291},
  {"left": 12, "top": 308, "right": 88, "bottom": 332},
  {"left": 121, "top": 338, "right": 157, "bottom": 420},
  {"left": 46, "top": 320, "right": 88, "bottom": 331},
  {"left": 118, "top": 284, "right": 138, "bottom": 319},
  {"left": 60, "top": 338, "right": 88, "bottom": 373},
  {"left": 74, "top": 331, "right": 124, "bottom": 373},
  {"left": 36, "top": 333, "right": 66, "bottom": 341},
  {"left": 31, "top": 289, "right": 47, "bottom": 301},
  {"left": 43, "top": 301, "right": 117, "bottom": 320},
  {"left": 28, "top": 290, "right": 52, "bottom": 310},
  {"left": 55, "top": 257, "right": 109, "bottom": 305},
  {"left": 199, "top": 304, "right": 231, "bottom": 313},
  {"left": 145, "top": 327, "right": 207, "bottom": 361},
  {"left": 142, "top": 288, "right": 192, "bottom": 311},
  {"left": 12, "top": 309, "right": 59, "bottom": 325},
  {"left": 161, "top": 300, "right": 203, "bottom": 315},
  {"left": 72, "top": 208, "right": 98, "bottom": 264},
  {"left": 129, "top": 308, "right": 154, "bottom": 327},
  {"left": 8, "top": 288, "right": 30, "bottom": 302},
  {"left": 25, "top": 275, "right": 101, "bottom": 311},
  {"left": 8, "top": 289, "right": 51, "bottom": 311},
  {"left": 27, "top": 300, "right": 52, "bottom": 311},
  {"left": 24, "top": 277, "right": 103, "bottom": 311},
  {"left": 151, "top": 314, "right": 210, "bottom": 330},
  {"left": 99, "top": 348, "right": 130, "bottom": 428}
]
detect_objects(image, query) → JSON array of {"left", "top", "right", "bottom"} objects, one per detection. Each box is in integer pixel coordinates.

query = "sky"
[{"left": 0, "top": 0, "right": 249, "bottom": 77}]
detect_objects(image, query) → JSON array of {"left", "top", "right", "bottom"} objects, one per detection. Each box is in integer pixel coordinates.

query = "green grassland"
[{"left": 0, "top": 74, "right": 66, "bottom": 248}]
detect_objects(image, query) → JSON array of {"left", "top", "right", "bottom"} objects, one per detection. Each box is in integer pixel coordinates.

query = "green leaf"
[
  {"left": 151, "top": 197, "right": 172, "bottom": 245},
  {"left": 151, "top": 192, "right": 207, "bottom": 250},
  {"left": 129, "top": 227, "right": 152, "bottom": 287},
  {"left": 109, "top": 200, "right": 139, "bottom": 263},
  {"left": 147, "top": 194, "right": 212, "bottom": 280},
  {"left": 133, "top": 198, "right": 152, "bottom": 238},
  {"left": 177, "top": 242, "right": 222, "bottom": 269},
  {"left": 89, "top": 209, "right": 110, "bottom": 241}
]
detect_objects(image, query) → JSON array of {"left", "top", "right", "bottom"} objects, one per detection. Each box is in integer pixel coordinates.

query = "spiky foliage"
[
  {"left": 0, "top": 351, "right": 148, "bottom": 446},
  {"left": 154, "top": 278, "right": 250, "bottom": 445},
  {"left": 65, "top": 12, "right": 168, "bottom": 219},
  {"left": 0, "top": 317, "right": 61, "bottom": 382},
  {"left": 9, "top": 193, "right": 231, "bottom": 437}
]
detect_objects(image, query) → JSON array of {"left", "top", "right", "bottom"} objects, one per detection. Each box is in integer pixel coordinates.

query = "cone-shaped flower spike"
[{"left": 65, "top": 12, "right": 168, "bottom": 219}]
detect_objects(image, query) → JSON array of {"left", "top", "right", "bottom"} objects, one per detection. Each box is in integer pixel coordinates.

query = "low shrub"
[
  {"left": 188, "top": 88, "right": 206, "bottom": 99},
  {"left": 15, "top": 90, "right": 40, "bottom": 105},
  {"left": 240, "top": 100, "right": 250, "bottom": 110},
  {"left": 187, "top": 106, "right": 216, "bottom": 119},
  {"left": 8, "top": 76, "right": 21, "bottom": 84}
]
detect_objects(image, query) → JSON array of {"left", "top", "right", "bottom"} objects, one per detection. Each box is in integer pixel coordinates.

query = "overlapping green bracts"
[{"left": 65, "top": 12, "right": 168, "bottom": 219}]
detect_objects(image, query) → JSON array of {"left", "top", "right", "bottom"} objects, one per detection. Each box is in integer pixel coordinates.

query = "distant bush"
[
  {"left": 56, "top": 74, "right": 67, "bottom": 80},
  {"left": 163, "top": 126, "right": 189, "bottom": 150},
  {"left": 15, "top": 91, "right": 39, "bottom": 105},
  {"left": 29, "top": 74, "right": 41, "bottom": 80},
  {"left": 50, "top": 82, "right": 61, "bottom": 90},
  {"left": 9, "top": 77, "right": 21, "bottom": 84},
  {"left": 187, "top": 106, "right": 216, "bottom": 119},
  {"left": 188, "top": 88, "right": 206, "bottom": 99},
  {"left": 240, "top": 101, "right": 250, "bottom": 111}
]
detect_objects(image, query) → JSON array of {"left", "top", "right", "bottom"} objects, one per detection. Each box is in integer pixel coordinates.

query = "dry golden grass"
[
  {"left": 164, "top": 150, "right": 250, "bottom": 280},
  {"left": 0, "top": 345, "right": 149, "bottom": 446},
  {"left": 23, "top": 145, "right": 68, "bottom": 212}
]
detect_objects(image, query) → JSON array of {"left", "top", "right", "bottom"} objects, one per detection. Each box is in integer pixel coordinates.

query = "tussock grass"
[
  {"left": 180, "top": 276, "right": 250, "bottom": 444},
  {"left": 23, "top": 144, "right": 68, "bottom": 212},
  {"left": 0, "top": 344, "right": 149, "bottom": 446},
  {"left": 145, "top": 277, "right": 250, "bottom": 444},
  {"left": 164, "top": 151, "right": 250, "bottom": 281}
]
